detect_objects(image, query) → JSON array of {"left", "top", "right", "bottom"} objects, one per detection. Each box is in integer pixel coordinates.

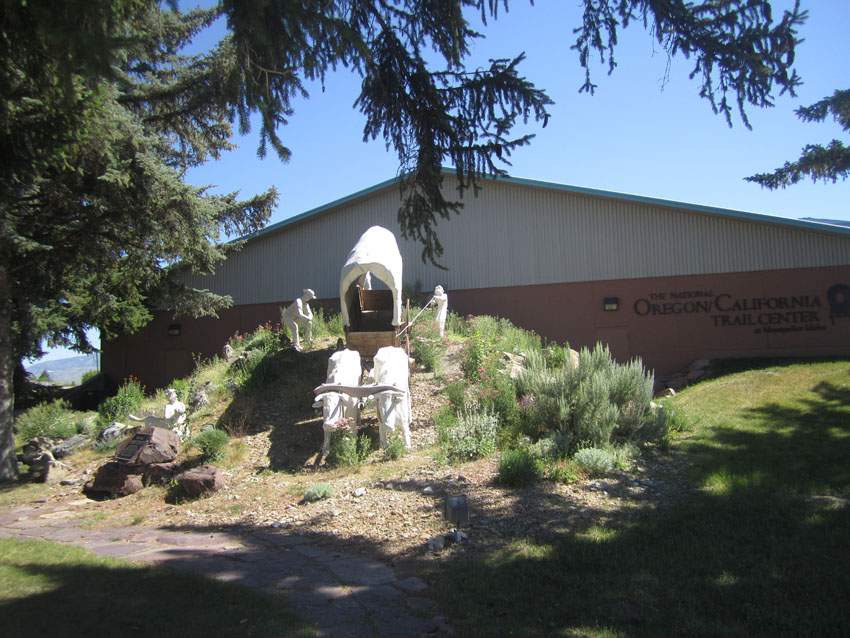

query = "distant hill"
[
  {"left": 801, "top": 217, "right": 850, "bottom": 228},
  {"left": 25, "top": 354, "right": 99, "bottom": 386}
]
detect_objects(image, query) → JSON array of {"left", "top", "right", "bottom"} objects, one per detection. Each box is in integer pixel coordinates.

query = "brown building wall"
[{"left": 102, "top": 265, "right": 850, "bottom": 390}]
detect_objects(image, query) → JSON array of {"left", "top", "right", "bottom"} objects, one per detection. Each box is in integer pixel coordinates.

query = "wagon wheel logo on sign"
[{"left": 827, "top": 284, "right": 850, "bottom": 324}]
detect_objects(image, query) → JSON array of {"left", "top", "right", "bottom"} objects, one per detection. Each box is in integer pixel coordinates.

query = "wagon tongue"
[{"left": 313, "top": 383, "right": 403, "bottom": 398}]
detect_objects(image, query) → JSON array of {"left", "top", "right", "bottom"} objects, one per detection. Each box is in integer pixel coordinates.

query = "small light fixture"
[
  {"left": 603, "top": 297, "right": 619, "bottom": 311},
  {"left": 167, "top": 324, "right": 181, "bottom": 336}
]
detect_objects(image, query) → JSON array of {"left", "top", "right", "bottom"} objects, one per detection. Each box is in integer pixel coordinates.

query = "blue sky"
[{"left": 34, "top": 0, "right": 849, "bottom": 363}]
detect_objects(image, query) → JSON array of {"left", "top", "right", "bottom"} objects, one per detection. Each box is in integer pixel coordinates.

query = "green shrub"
[
  {"left": 543, "top": 342, "right": 568, "bottom": 369},
  {"left": 310, "top": 307, "right": 344, "bottom": 338},
  {"left": 243, "top": 322, "right": 286, "bottom": 354},
  {"left": 303, "top": 483, "right": 334, "bottom": 502},
  {"left": 476, "top": 368, "right": 519, "bottom": 430},
  {"left": 410, "top": 318, "right": 443, "bottom": 372},
  {"left": 383, "top": 433, "right": 406, "bottom": 461},
  {"left": 80, "top": 370, "right": 99, "bottom": 384},
  {"left": 167, "top": 378, "right": 191, "bottom": 404},
  {"left": 97, "top": 376, "right": 145, "bottom": 430},
  {"left": 515, "top": 342, "right": 655, "bottom": 451},
  {"left": 461, "top": 335, "right": 487, "bottom": 381},
  {"left": 664, "top": 406, "right": 692, "bottom": 432},
  {"left": 16, "top": 399, "right": 77, "bottom": 440},
  {"left": 444, "top": 378, "right": 468, "bottom": 411},
  {"left": 528, "top": 430, "right": 571, "bottom": 460},
  {"left": 443, "top": 408, "right": 498, "bottom": 461},
  {"left": 572, "top": 370, "right": 620, "bottom": 447},
  {"left": 434, "top": 405, "right": 459, "bottom": 444},
  {"left": 613, "top": 443, "right": 640, "bottom": 470},
  {"left": 466, "top": 315, "right": 501, "bottom": 341},
  {"left": 497, "top": 318, "right": 540, "bottom": 356},
  {"left": 326, "top": 427, "right": 371, "bottom": 467},
  {"left": 545, "top": 457, "right": 582, "bottom": 483},
  {"left": 445, "top": 311, "right": 468, "bottom": 337},
  {"left": 497, "top": 448, "right": 540, "bottom": 487},
  {"left": 232, "top": 349, "right": 276, "bottom": 392},
  {"left": 573, "top": 447, "right": 615, "bottom": 476},
  {"left": 189, "top": 428, "right": 231, "bottom": 462}
]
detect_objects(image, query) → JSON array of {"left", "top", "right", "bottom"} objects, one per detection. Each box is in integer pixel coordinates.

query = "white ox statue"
[
  {"left": 313, "top": 348, "right": 362, "bottom": 457},
  {"left": 368, "top": 346, "right": 412, "bottom": 450}
]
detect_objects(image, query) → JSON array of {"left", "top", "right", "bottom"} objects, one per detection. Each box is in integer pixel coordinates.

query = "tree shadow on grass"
[
  {"left": 431, "top": 486, "right": 850, "bottom": 637},
  {"left": 0, "top": 539, "right": 313, "bottom": 638},
  {"left": 426, "top": 377, "right": 850, "bottom": 636},
  {"left": 684, "top": 379, "right": 850, "bottom": 496}
]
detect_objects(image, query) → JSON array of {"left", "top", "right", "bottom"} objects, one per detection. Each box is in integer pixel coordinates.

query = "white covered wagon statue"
[
  {"left": 339, "top": 225, "right": 410, "bottom": 358},
  {"left": 311, "top": 227, "right": 415, "bottom": 460}
]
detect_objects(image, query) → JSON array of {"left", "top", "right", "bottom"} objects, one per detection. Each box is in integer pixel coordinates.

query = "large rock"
[
  {"left": 86, "top": 461, "right": 144, "bottom": 495},
  {"left": 85, "top": 460, "right": 181, "bottom": 496},
  {"left": 53, "top": 434, "right": 91, "bottom": 458},
  {"left": 177, "top": 465, "right": 225, "bottom": 497},
  {"left": 114, "top": 426, "right": 179, "bottom": 465}
]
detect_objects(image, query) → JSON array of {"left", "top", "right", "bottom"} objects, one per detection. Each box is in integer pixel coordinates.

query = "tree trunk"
[{"left": 0, "top": 263, "right": 19, "bottom": 481}]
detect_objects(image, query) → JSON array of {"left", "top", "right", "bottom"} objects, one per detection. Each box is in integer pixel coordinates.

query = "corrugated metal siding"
[{"left": 181, "top": 177, "right": 850, "bottom": 303}]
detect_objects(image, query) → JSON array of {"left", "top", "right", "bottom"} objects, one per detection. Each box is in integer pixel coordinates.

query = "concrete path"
[{"left": 0, "top": 500, "right": 454, "bottom": 637}]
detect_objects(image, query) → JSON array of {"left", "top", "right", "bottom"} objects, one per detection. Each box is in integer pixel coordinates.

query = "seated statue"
[{"left": 129, "top": 388, "right": 188, "bottom": 439}]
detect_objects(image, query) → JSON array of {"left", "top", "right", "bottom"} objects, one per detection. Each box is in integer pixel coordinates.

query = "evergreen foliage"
[{"left": 747, "top": 89, "right": 850, "bottom": 187}]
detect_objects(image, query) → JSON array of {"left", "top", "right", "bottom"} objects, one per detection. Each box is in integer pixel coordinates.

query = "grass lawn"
[
  {"left": 429, "top": 360, "right": 850, "bottom": 637},
  {"left": 0, "top": 538, "right": 314, "bottom": 638}
]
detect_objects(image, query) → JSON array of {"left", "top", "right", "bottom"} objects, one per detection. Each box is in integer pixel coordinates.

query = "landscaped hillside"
[{"left": 6, "top": 312, "right": 850, "bottom": 637}]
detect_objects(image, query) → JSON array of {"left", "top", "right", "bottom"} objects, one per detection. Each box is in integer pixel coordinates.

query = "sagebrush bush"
[
  {"left": 528, "top": 430, "right": 571, "bottom": 460},
  {"left": 573, "top": 447, "right": 615, "bottom": 476},
  {"left": 442, "top": 408, "right": 498, "bottom": 461},
  {"left": 514, "top": 342, "right": 656, "bottom": 451},
  {"left": 16, "top": 399, "right": 77, "bottom": 440},
  {"left": 189, "top": 428, "right": 231, "bottom": 462},
  {"left": 303, "top": 483, "right": 334, "bottom": 502},
  {"left": 497, "top": 448, "right": 540, "bottom": 487}
]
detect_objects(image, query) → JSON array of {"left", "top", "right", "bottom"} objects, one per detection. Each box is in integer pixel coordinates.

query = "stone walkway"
[{"left": 0, "top": 499, "right": 454, "bottom": 637}]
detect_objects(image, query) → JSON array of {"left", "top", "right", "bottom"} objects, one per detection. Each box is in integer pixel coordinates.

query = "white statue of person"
[
  {"left": 129, "top": 387, "right": 188, "bottom": 438},
  {"left": 164, "top": 388, "right": 188, "bottom": 438},
  {"left": 282, "top": 288, "right": 315, "bottom": 351},
  {"left": 430, "top": 285, "right": 448, "bottom": 337}
]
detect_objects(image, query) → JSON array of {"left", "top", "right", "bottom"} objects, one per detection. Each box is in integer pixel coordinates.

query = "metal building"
[{"left": 102, "top": 172, "right": 850, "bottom": 389}]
